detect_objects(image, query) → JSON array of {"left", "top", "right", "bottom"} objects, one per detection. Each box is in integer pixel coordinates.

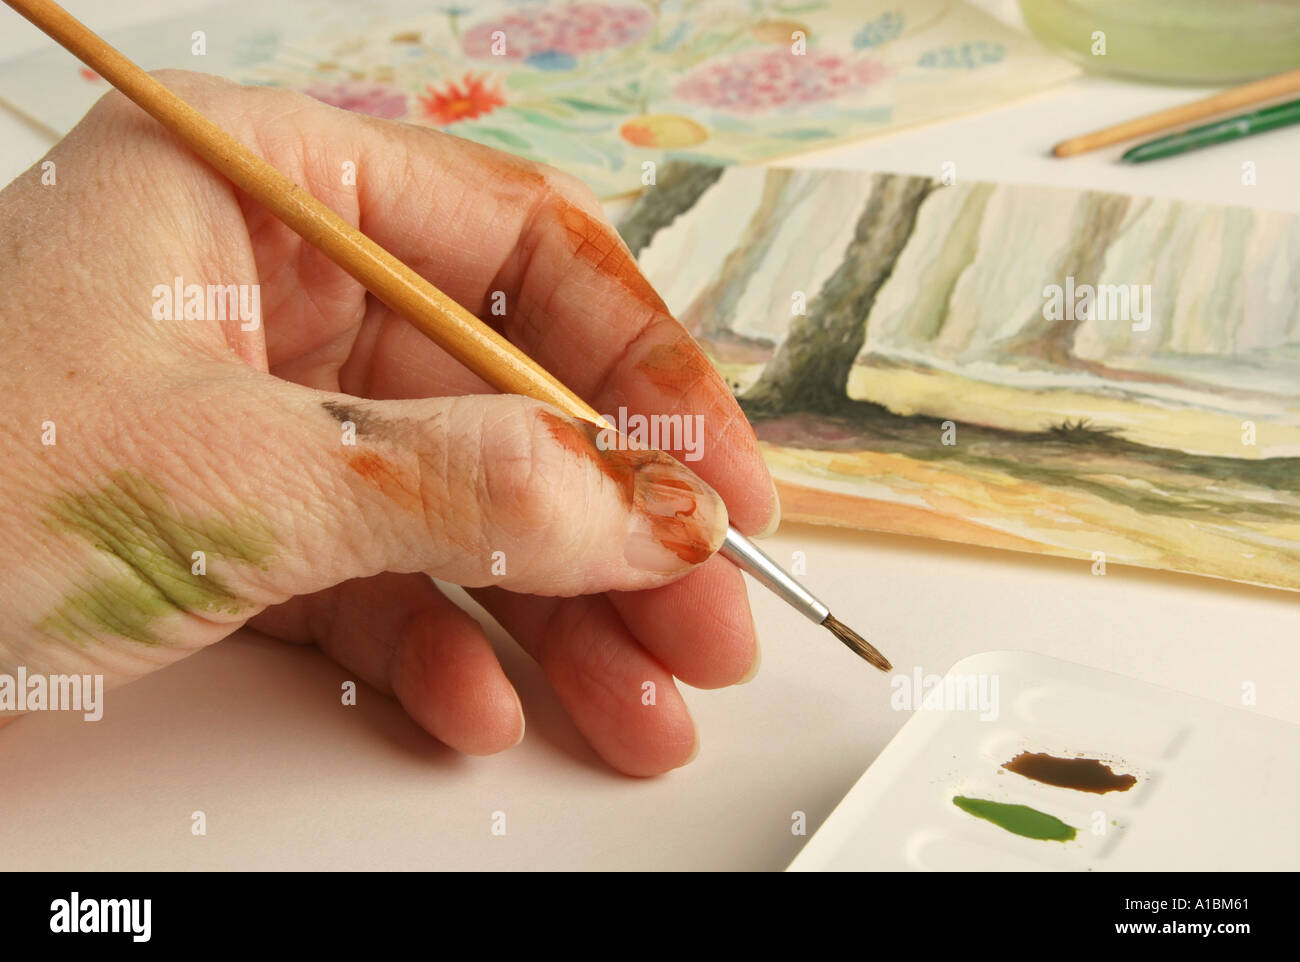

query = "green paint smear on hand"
[
  {"left": 952, "top": 795, "right": 1077, "bottom": 842},
  {"left": 38, "top": 472, "right": 276, "bottom": 646}
]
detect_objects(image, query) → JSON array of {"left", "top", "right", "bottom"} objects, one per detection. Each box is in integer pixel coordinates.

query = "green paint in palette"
[{"left": 952, "top": 796, "right": 1077, "bottom": 842}]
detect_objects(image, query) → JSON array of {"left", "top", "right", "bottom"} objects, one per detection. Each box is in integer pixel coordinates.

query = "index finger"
[
  {"left": 182, "top": 79, "right": 779, "bottom": 535},
  {"left": 353, "top": 122, "right": 779, "bottom": 535}
]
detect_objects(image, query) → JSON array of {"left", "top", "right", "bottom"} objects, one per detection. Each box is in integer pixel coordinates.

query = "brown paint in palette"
[{"left": 1002, "top": 751, "right": 1138, "bottom": 794}]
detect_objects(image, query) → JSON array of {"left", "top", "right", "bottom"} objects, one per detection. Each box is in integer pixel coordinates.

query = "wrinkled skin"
[{"left": 0, "top": 72, "right": 778, "bottom": 776}]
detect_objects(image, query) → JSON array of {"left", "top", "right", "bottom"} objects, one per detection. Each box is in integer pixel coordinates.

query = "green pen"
[{"left": 1122, "top": 96, "right": 1300, "bottom": 163}]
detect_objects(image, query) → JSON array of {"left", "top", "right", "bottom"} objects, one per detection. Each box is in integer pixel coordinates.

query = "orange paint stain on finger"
[
  {"left": 632, "top": 338, "right": 757, "bottom": 450},
  {"left": 551, "top": 205, "right": 740, "bottom": 445},
  {"left": 345, "top": 450, "right": 423, "bottom": 513},
  {"left": 636, "top": 474, "right": 713, "bottom": 564},
  {"left": 557, "top": 200, "right": 669, "bottom": 316},
  {"left": 540, "top": 411, "right": 637, "bottom": 504},
  {"left": 478, "top": 152, "right": 548, "bottom": 207},
  {"left": 634, "top": 337, "right": 725, "bottom": 396},
  {"left": 539, "top": 411, "right": 720, "bottom": 565}
]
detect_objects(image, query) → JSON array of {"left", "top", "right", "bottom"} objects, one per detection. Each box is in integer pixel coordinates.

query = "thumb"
[{"left": 201, "top": 375, "right": 729, "bottom": 604}]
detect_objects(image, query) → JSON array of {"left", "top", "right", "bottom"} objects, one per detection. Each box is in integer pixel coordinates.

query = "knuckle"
[
  {"left": 147, "top": 69, "right": 246, "bottom": 111},
  {"left": 82, "top": 86, "right": 142, "bottom": 129},
  {"left": 540, "top": 166, "right": 603, "bottom": 212},
  {"left": 144, "top": 67, "right": 208, "bottom": 89},
  {"left": 476, "top": 403, "right": 560, "bottom": 538},
  {"left": 83, "top": 71, "right": 210, "bottom": 125}
]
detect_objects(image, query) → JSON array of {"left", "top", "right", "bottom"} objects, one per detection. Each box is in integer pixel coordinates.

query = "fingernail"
[
  {"left": 624, "top": 460, "right": 728, "bottom": 572},
  {"left": 510, "top": 689, "right": 526, "bottom": 748},
  {"left": 677, "top": 700, "right": 700, "bottom": 768},
  {"left": 739, "top": 615, "right": 762, "bottom": 684},
  {"left": 755, "top": 476, "right": 782, "bottom": 539}
]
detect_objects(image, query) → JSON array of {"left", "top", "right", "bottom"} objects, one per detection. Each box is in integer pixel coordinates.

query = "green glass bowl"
[{"left": 1019, "top": 0, "right": 1300, "bottom": 85}]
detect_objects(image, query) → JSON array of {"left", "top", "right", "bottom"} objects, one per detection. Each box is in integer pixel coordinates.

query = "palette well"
[{"left": 788, "top": 651, "right": 1299, "bottom": 871}]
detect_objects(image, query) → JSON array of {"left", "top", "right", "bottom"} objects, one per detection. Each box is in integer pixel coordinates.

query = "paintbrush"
[{"left": 4, "top": 0, "right": 891, "bottom": 673}]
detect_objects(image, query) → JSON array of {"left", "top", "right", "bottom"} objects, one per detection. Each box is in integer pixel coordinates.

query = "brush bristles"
[{"left": 822, "top": 614, "right": 892, "bottom": 673}]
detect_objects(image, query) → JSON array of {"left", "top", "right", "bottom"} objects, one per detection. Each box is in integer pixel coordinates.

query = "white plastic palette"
[{"left": 789, "top": 650, "right": 1299, "bottom": 871}]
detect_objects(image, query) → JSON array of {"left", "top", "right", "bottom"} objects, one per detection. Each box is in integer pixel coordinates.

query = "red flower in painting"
[{"left": 418, "top": 73, "right": 505, "bottom": 125}]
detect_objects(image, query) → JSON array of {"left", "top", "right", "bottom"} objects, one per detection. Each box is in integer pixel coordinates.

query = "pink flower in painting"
[
  {"left": 462, "top": 3, "right": 652, "bottom": 67},
  {"left": 674, "top": 49, "right": 889, "bottom": 113},
  {"left": 304, "top": 82, "right": 408, "bottom": 119},
  {"left": 79, "top": 67, "right": 102, "bottom": 82}
]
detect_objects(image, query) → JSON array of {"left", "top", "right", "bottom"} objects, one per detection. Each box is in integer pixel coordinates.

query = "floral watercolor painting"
[
  {"left": 0, "top": 0, "right": 1077, "bottom": 197},
  {"left": 621, "top": 163, "right": 1300, "bottom": 591}
]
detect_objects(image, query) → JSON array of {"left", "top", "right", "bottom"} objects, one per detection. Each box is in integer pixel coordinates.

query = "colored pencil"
[{"left": 1121, "top": 97, "right": 1300, "bottom": 163}]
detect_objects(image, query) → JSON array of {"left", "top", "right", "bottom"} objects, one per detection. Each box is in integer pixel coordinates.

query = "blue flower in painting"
[
  {"left": 918, "top": 42, "right": 1006, "bottom": 69},
  {"left": 439, "top": 5, "right": 473, "bottom": 14},
  {"left": 853, "top": 11, "right": 903, "bottom": 49},
  {"left": 525, "top": 49, "right": 578, "bottom": 71}
]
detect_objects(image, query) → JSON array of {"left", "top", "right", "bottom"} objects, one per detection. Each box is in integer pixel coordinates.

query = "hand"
[{"left": 0, "top": 71, "right": 778, "bottom": 775}]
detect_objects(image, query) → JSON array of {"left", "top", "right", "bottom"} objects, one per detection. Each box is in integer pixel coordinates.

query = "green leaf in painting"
[
  {"left": 771, "top": 128, "right": 836, "bottom": 140},
  {"left": 704, "top": 113, "right": 755, "bottom": 133},
  {"left": 469, "top": 126, "right": 533, "bottom": 149},
  {"left": 555, "top": 97, "right": 628, "bottom": 114},
  {"left": 774, "top": 0, "right": 829, "bottom": 12},
  {"left": 605, "top": 87, "right": 639, "bottom": 106},
  {"left": 508, "top": 107, "right": 574, "bottom": 131},
  {"left": 838, "top": 106, "right": 894, "bottom": 124}
]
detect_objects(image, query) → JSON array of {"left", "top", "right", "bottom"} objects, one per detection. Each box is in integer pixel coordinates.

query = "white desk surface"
[{"left": 1, "top": 1, "right": 1296, "bottom": 871}]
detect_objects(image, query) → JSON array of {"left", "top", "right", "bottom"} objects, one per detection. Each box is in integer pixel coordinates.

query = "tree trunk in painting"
[
  {"left": 678, "top": 168, "right": 805, "bottom": 337},
  {"left": 621, "top": 164, "right": 1300, "bottom": 557},
  {"left": 618, "top": 161, "right": 726, "bottom": 257},
  {"left": 744, "top": 172, "right": 937, "bottom": 414},
  {"left": 1007, "top": 190, "right": 1131, "bottom": 365},
  {"left": 909, "top": 181, "right": 995, "bottom": 344}
]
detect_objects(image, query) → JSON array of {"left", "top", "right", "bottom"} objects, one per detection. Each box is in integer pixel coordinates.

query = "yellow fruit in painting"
[
  {"left": 751, "top": 19, "right": 809, "bottom": 43},
  {"left": 619, "top": 114, "right": 708, "bottom": 148}
]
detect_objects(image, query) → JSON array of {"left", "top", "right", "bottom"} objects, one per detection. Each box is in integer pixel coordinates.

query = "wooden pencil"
[{"left": 1052, "top": 67, "right": 1300, "bottom": 158}]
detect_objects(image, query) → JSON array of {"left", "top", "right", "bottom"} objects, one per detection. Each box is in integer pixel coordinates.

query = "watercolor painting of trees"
[{"left": 621, "top": 163, "right": 1300, "bottom": 591}]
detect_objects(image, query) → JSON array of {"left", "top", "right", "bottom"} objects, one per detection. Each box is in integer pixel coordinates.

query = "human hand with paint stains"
[{"left": 0, "top": 71, "right": 780, "bottom": 775}]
